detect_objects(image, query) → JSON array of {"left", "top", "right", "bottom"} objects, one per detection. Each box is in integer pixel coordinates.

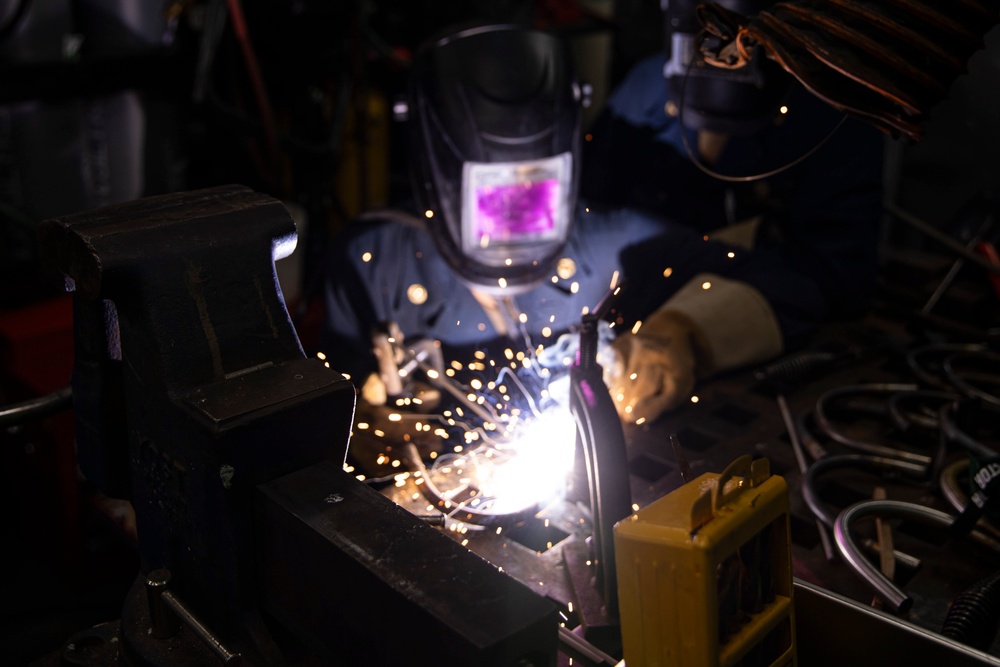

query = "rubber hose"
[{"left": 941, "top": 570, "right": 1000, "bottom": 652}]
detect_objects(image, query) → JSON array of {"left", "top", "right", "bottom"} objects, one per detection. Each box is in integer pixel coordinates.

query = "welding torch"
[{"left": 570, "top": 283, "right": 632, "bottom": 613}]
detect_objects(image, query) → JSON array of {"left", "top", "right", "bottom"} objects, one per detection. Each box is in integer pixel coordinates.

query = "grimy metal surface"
[
  {"left": 256, "top": 460, "right": 559, "bottom": 667},
  {"left": 410, "top": 309, "right": 1000, "bottom": 664}
]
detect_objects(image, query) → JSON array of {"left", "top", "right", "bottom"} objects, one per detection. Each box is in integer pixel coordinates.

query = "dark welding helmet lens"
[{"left": 410, "top": 24, "right": 582, "bottom": 294}]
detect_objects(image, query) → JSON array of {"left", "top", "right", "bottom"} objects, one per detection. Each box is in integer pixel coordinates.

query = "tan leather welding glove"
[{"left": 603, "top": 273, "right": 783, "bottom": 424}]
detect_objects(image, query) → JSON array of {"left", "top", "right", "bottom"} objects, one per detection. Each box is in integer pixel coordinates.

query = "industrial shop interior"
[{"left": 2, "top": 1, "right": 1000, "bottom": 666}]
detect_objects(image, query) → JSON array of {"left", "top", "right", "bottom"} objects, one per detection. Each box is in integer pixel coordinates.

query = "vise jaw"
[{"left": 39, "top": 185, "right": 357, "bottom": 661}]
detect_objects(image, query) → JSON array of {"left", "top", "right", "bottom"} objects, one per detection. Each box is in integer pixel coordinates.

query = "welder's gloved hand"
[{"left": 602, "top": 273, "right": 784, "bottom": 424}]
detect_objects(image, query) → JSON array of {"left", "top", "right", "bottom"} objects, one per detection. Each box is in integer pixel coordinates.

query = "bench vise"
[{"left": 38, "top": 185, "right": 557, "bottom": 666}]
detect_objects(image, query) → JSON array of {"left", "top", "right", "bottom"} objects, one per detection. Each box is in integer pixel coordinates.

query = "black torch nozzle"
[{"left": 577, "top": 281, "right": 626, "bottom": 370}]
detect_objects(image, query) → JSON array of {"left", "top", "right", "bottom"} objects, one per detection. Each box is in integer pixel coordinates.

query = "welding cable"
[
  {"left": 906, "top": 343, "right": 989, "bottom": 390},
  {"left": 801, "top": 453, "right": 927, "bottom": 528},
  {"left": 814, "top": 383, "right": 934, "bottom": 467},
  {"left": 941, "top": 569, "right": 1000, "bottom": 652},
  {"left": 834, "top": 499, "right": 1000, "bottom": 615},
  {"left": 754, "top": 349, "right": 856, "bottom": 390},
  {"left": 0, "top": 386, "right": 72, "bottom": 428},
  {"left": 942, "top": 351, "right": 1000, "bottom": 408},
  {"left": 939, "top": 459, "right": 1000, "bottom": 543}
]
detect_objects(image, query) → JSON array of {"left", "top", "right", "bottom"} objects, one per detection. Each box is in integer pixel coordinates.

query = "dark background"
[{"left": 1, "top": 1, "right": 999, "bottom": 664}]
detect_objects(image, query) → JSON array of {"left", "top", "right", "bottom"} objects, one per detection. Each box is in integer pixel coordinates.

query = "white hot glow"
[{"left": 428, "top": 409, "right": 577, "bottom": 516}]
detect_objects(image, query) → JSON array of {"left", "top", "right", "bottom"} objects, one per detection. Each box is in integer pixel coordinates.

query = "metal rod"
[
  {"left": 670, "top": 433, "right": 694, "bottom": 483},
  {"left": 860, "top": 538, "right": 922, "bottom": 570},
  {"left": 776, "top": 394, "right": 835, "bottom": 561},
  {"left": 558, "top": 626, "right": 620, "bottom": 666},
  {"left": 0, "top": 386, "right": 72, "bottom": 427},
  {"left": 145, "top": 569, "right": 241, "bottom": 665},
  {"left": 886, "top": 202, "right": 1000, "bottom": 276},
  {"left": 872, "top": 487, "right": 895, "bottom": 582},
  {"left": 162, "top": 592, "right": 242, "bottom": 665},
  {"left": 920, "top": 216, "right": 992, "bottom": 315}
]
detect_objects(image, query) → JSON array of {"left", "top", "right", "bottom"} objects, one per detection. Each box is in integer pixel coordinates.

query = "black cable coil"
[{"left": 941, "top": 570, "right": 1000, "bottom": 652}]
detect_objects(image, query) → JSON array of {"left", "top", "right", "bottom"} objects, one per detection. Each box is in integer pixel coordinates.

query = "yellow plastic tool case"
[{"left": 614, "top": 455, "right": 795, "bottom": 667}]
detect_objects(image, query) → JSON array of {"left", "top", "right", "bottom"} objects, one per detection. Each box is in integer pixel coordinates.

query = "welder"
[
  {"left": 585, "top": 0, "right": 886, "bottom": 425},
  {"left": 320, "top": 23, "right": 668, "bottom": 434},
  {"left": 319, "top": 13, "right": 885, "bottom": 430}
]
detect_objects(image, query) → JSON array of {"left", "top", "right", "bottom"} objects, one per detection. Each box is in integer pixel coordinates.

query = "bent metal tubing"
[
  {"left": 834, "top": 499, "right": 1000, "bottom": 614},
  {"left": 802, "top": 454, "right": 927, "bottom": 528}
]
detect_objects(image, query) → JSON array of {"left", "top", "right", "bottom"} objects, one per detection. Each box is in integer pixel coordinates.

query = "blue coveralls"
[{"left": 319, "top": 55, "right": 885, "bottom": 383}]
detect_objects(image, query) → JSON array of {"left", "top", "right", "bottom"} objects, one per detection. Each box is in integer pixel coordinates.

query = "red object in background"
[
  {"left": 534, "top": 0, "right": 586, "bottom": 27},
  {"left": 0, "top": 295, "right": 81, "bottom": 578},
  {"left": 0, "top": 294, "right": 74, "bottom": 395},
  {"left": 976, "top": 240, "right": 1000, "bottom": 302}
]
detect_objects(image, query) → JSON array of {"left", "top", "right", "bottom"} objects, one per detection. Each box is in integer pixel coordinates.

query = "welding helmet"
[
  {"left": 664, "top": 0, "right": 791, "bottom": 134},
  {"left": 408, "top": 24, "right": 584, "bottom": 294}
]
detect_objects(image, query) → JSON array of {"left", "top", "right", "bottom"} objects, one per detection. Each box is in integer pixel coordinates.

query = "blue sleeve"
[{"left": 585, "top": 55, "right": 885, "bottom": 350}]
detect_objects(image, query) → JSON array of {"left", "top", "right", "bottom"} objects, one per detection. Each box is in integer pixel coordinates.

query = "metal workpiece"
[
  {"left": 907, "top": 343, "right": 990, "bottom": 391},
  {"left": 833, "top": 499, "right": 1000, "bottom": 615},
  {"left": 254, "top": 460, "right": 559, "bottom": 667},
  {"left": 887, "top": 389, "right": 962, "bottom": 435},
  {"left": 941, "top": 399, "right": 1000, "bottom": 460},
  {"left": 813, "top": 383, "right": 934, "bottom": 466},
  {"left": 802, "top": 453, "right": 929, "bottom": 528},
  {"left": 942, "top": 351, "right": 1000, "bottom": 407}
]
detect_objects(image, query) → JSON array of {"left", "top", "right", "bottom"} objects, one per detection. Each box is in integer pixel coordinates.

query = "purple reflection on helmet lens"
[{"left": 473, "top": 179, "right": 559, "bottom": 240}]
